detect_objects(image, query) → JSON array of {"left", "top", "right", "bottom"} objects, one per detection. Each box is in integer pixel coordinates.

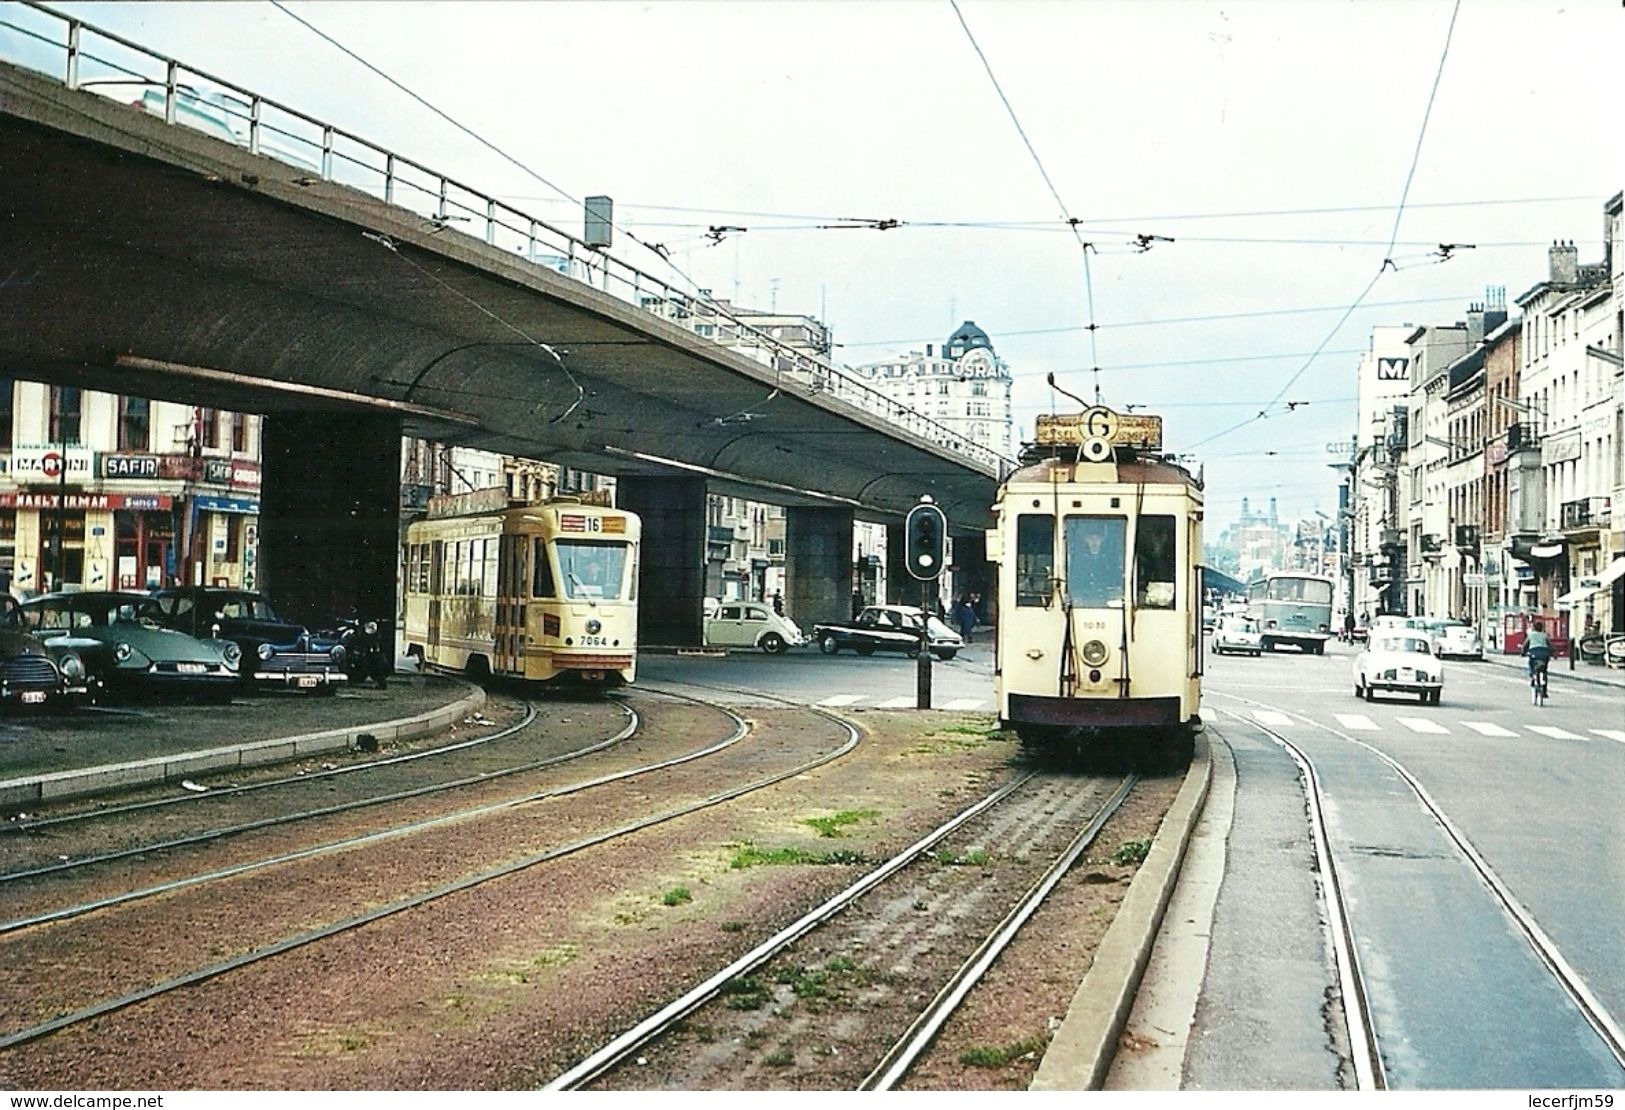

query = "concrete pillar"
[
  {"left": 619, "top": 476, "right": 708, "bottom": 647},
  {"left": 953, "top": 531, "right": 993, "bottom": 627},
  {"left": 258, "top": 412, "right": 401, "bottom": 630},
  {"left": 885, "top": 521, "right": 911, "bottom": 605},
  {"left": 787, "top": 507, "right": 855, "bottom": 628}
]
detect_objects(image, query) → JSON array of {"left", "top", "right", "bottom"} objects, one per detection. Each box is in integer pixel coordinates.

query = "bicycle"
[{"left": 1530, "top": 658, "right": 1549, "bottom": 707}]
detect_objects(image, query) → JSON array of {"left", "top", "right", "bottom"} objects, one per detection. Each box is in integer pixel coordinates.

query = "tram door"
[
  {"left": 426, "top": 540, "right": 443, "bottom": 653},
  {"left": 494, "top": 534, "right": 527, "bottom": 675}
]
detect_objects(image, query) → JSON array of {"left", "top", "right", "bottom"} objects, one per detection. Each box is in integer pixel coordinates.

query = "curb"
[
  {"left": 0, "top": 681, "right": 487, "bottom": 811},
  {"left": 1478, "top": 653, "right": 1625, "bottom": 690},
  {"left": 1029, "top": 734, "right": 1214, "bottom": 1091}
]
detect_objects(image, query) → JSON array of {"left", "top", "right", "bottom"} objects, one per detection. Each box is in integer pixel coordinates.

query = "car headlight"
[
  {"left": 363, "top": 620, "right": 379, "bottom": 636},
  {"left": 1081, "top": 639, "right": 1109, "bottom": 666},
  {"left": 222, "top": 643, "right": 242, "bottom": 667},
  {"left": 257, "top": 643, "right": 276, "bottom": 661},
  {"left": 330, "top": 644, "right": 348, "bottom": 665},
  {"left": 61, "top": 652, "right": 85, "bottom": 680},
  {"left": 114, "top": 641, "right": 133, "bottom": 662}
]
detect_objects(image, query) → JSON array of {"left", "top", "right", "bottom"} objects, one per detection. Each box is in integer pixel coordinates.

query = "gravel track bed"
[
  {"left": 1, "top": 709, "right": 1181, "bottom": 1090},
  {"left": 0, "top": 698, "right": 760, "bottom": 1039}
]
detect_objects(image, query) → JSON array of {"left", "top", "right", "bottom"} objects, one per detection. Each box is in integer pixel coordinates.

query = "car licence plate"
[
  {"left": 177, "top": 663, "right": 206, "bottom": 675},
  {"left": 21, "top": 691, "right": 46, "bottom": 704},
  {"left": 297, "top": 675, "right": 319, "bottom": 688}
]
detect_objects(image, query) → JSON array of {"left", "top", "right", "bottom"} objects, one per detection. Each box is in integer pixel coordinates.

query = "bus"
[
  {"left": 402, "top": 490, "right": 640, "bottom": 687},
  {"left": 1247, "top": 573, "right": 1334, "bottom": 654}
]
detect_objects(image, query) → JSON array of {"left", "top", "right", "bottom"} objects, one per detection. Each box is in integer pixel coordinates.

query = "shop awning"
[
  {"left": 1595, "top": 556, "right": 1625, "bottom": 590},
  {"left": 1529, "top": 542, "right": 1565, "bottom": 559},
  {"left": 1554, "top": 586, "right": 1590, "bottom": 608}
]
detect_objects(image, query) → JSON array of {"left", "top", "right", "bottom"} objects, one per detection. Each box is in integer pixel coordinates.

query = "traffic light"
[{"left": 905, "top": 501, "right": 948, "bottom": 581}]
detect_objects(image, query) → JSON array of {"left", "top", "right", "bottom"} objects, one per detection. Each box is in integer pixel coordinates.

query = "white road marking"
[
  {"left": 1459, "top": 721, "right": 1518, "bottom": 737},
  {"left": 1252, "top": 710, "right": 1294, "bottom": 727},
  {"left": 875, "top": 696, "right": 917, "bottom": 709},
  {"left": 817, "top": 695, "right": 864, "bottom": 707},
  {"left": 1334, "top": 714, "right": 1379, "bottom": 731},
  {"left": 1396, "top": 717, "right": 1449, "bottom": 734},
  {"left": 1527, "top": 725, "right": 1587, "bottom": 741},
  {"left": 941, "top": 698, "right": 987, "bottom": 711},
  {"left": 1591, "top": 730, "right": 1625, "bottom": 744}
]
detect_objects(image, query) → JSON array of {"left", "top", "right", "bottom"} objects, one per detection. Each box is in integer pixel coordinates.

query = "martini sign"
[{"left": 13, "top": 445, "right": 93, "bottom": 482}]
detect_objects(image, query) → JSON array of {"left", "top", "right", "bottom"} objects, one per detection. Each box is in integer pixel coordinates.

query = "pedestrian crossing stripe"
[
  {"left": 1334, "top": 714, "right": 1379, "bottom": 731},
  {"left": 1527, "top": 725, "right": 1586, "bottom": 741},
  {"left": 875, "top": 696, "right": 916, "bottom": 709},
  {"left": 1252, "top": 710, "right": 1294, "bottom": 726},
  {"left": 817, "top": 695, "right": 864, "bottom": 706},
  {"left": 1396, "top": 717, "right": 1449, "bottom": 734},
  {"left": 1592, "top": 730, "right": 1625, "bottom": 744},
  {"left": 1460, "top": 722, "right": 1518, "bottom": 737}
]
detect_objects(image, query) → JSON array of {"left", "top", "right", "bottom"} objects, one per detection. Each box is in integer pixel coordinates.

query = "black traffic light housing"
[{"left": 904, "top": 501, "right": 948, "bottom": 581}]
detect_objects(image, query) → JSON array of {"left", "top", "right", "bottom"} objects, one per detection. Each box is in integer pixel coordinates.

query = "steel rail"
[
  {"left": 1, "top": 696, "right": 862, "bottom": 1050},
  {"left": 544, "top": 768, "right": 1037, "bottom": 1091},
  {"left": 0, "top": 694, "right": 744, "bottom": 935},
  {"left": 1213, "top": 689, "right": 1625, "bottom": 1074},
  {"left": 860, "top": 773, "right": 1139, "bottom": 1090},
  {"left": 1210, "top": 702, "right": 1384, "bottom": 1090}
]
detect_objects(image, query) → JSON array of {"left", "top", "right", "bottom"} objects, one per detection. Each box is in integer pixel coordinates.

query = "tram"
[
  {"left": 402, "top": 489, "right": 640, "bottom": 687},
  {"left": 987, "top": 406, "right": 1204, "bottom": 767}
]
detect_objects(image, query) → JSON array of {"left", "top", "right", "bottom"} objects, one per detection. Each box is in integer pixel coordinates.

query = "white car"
[
  {"left": 1432, "top": 623, "right": 1483, "bottom": 660},
  {"left": 1354, "top": 632, "right": 1443, "bottom": 705},
  {"left": 1212, "top": 614, "right": 1263, "bottom": 656},
  {"left": 704, "top": 602, "right": 804, "bottom": 654}
]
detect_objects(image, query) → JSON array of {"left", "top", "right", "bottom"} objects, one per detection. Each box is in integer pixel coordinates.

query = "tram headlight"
[
  {"left": 364, "top": 620, "right": 379, "bottom": 636},
  {"left": 1081, "top": 639, "right": 1109, "bottom": 666},
  {"left": 586, "top": 619, "right": 602, "bottom": 635}
]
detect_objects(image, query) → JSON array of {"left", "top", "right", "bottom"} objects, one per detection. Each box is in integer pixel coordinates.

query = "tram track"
[
  {"left": 0, "top": 691, "right": 863, "bottom": 1057},
  {"left": 1209, "top": 689, "right": 1625, "bottom": 1085},
  {"left": 552, "top": 769, "right": 1139, "bottom": 1091}
]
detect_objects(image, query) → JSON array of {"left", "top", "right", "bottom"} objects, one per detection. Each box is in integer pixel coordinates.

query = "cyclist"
[{"left": 1524, "top": 620, "right": 1552, "bottom": 688}]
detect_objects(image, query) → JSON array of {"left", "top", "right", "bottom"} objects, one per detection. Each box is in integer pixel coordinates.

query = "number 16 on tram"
[{"left": 403, "top": 490, "right": 641, "bottom": 688}]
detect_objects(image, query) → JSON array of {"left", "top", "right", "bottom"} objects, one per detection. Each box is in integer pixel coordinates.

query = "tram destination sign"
[{"left": 1036, "top": 407, "right": 1163, "bottom": 450}]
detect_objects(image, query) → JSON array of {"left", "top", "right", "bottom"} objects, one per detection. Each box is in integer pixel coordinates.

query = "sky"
[{"left": 13, "top": 0, "right": 1625, "bottom": 536}]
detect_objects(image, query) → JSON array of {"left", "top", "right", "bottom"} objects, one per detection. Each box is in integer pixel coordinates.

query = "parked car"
[
  {"left": 811, "top": 605, "right": 962, "bottom": 661},
  {"left": 21, "top": 591, "right": 240, "bottom": 701},
  {"left": 1431, "top": 622, "right": 1484, "bottom": 661},
  {"left": 0, "top": 594, "right": 93, "bottom": 706},
  {"left": 152, "top": 587, "right": 350, "bottom": 692},
  {"left": 1212, "top": 614, "right": 1263, "bottom": 657},
  {"left": 1354, "top": 632, "right": 1443, "bottom": 705},
  {"left": 705, "top": 602, "right": 804, "bottom": 654},
  {"left": 319, "top": 612, "right": 392, "bottom": 689}
]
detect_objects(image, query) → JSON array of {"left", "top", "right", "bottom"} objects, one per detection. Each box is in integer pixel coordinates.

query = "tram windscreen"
[
  {"left": 557, "top": 541, "right": 629, "bottom": 600},
  {"left": 1015, "top": 515, "right": 1055, "bottom": 607},
  {"left": 1063, "top": 516, "right": 1126, "bottom": 609}
]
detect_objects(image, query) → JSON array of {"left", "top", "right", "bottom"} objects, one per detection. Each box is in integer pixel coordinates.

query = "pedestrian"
[
  {"left": 851, "top": 586, "right": 864, "bottom": 620},
  {"left": 772, "top": 590, "right": 784, "bottom": 617},
  {"left": 1070, "top": 521, "right": 1124, "bottom": 608},
  {"left": 954, "top": 595, "right": 976, "bottom": 643}
]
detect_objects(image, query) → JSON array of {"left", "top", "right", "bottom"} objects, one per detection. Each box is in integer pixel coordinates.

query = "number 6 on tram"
[
  {"left": 403, "top": 490, "right": 640, "bottom": 688},
  {"left": 987, "top": 407, "right": 1204, "bottom": 768}
]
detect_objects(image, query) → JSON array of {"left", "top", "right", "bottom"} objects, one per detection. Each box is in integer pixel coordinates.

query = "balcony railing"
[
  {"left": 1561, "top": 497, "right": 1610, "bottom": 531},
  {"left": 0, "top": 1, "right": 1011, "bottom": 476}
]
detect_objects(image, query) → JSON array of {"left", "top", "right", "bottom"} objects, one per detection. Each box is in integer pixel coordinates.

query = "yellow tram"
[
  {"left": 987, "top": 406, "right": 1203, "bottom": 766},
  {"left": 402, "top": 489, "right": 640, "bottom": 687}
]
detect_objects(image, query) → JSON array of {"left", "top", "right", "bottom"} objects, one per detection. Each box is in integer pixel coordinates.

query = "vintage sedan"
[
  {"left": 1431, "top": 622, "right": 1484, "bottom": 661},
  {"left": 1212, "top": 614, "right": 1263, "bottom": 657},
  {"left": 0, "top": 594, "right": 93, "bottom": 706},
  {"left": 153, "top": 587, "right": 348, "bottom": 692},
  {"left": 22, "top": 591, "right": 240, "bottom": 701},
  {"left": 1354, "top": 632, "right": 1443, "bottom": 705},
  {"left": 812, "top": 605, "right": 962, "bottom": 661},
  {"left": 704, "top": 602, "right": 805, "bottom": 654}
]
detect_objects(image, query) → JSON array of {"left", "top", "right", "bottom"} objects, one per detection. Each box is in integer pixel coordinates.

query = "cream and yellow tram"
[
  {"left": 988, "top": 407, "right": 1203, "bottom": 766},
  {"left": 403, "top": 490, "right": 640, "bottom": 687}
]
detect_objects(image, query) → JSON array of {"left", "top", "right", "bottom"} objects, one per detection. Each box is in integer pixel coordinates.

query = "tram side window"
[
  {"left": 1015, "top": 515, "right": 1055, "bottom": 607},
  {"left": 1134, "top": 515, "right": 1177, "bottom": 610},
  {"left": 532, "top": 538, "right": 557, "bottom": 598},
  {"left": 481, "top": 538, "right": 497, "bottom": 597}
]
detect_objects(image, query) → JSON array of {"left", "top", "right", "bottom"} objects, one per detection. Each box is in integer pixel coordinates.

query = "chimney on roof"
[
  {"left": 1549, "top": 240, "right": 1578, "bottom": 283},
  {"left": 926, "top": 343, "right": 933, "bottom": 357},
  {"left": 1269, "top": 497, "right": 1278, "bottom": 523}
]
